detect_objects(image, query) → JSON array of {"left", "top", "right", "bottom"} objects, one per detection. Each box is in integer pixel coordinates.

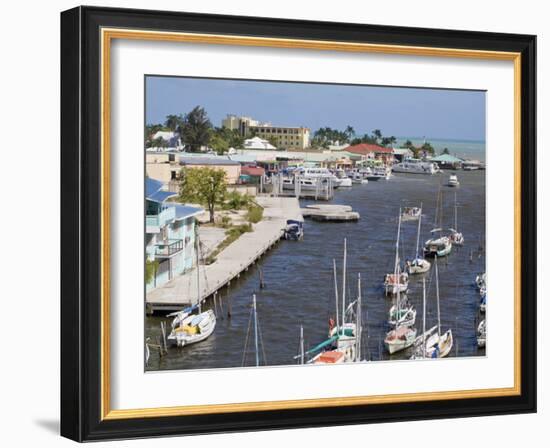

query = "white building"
[
  {"left": 243, "top": 136, "right": 277, "bottom": 150},
  {"left": 150, "top": 130, "right": 183, "bottom": 151}
]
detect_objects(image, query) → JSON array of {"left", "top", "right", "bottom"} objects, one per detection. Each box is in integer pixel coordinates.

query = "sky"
[{"left": 146, "top": 76, "right": 486, "bottom": 142}]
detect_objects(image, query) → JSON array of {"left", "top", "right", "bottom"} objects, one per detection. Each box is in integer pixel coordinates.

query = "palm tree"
[
  {"left": 345, "top": 125, "right": 355, "bottom": 142},
  {"left": 164, "top": 114, "right": 183, "bottom": 132},
  {"left": 372, "top": 129, "right": 383, "bottom": 143},
  {"left": 179, "top": 106, "right": 212, "bottom": 152}
]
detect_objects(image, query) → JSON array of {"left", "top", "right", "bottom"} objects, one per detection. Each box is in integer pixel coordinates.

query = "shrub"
[{"left": 246, "top": 206, "right": 263, "bottom": 224}]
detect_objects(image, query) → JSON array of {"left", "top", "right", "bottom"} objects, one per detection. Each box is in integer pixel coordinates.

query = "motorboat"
[
  {"left": 423, "top": 235, "right": 452, "bottom": 257},
  {"left": 284, "top": 219, "right": 304, "bottom": 240},
  {"left": 334, "top": 169, "right": 352, "bottom": 187},
  {"left": 392, "top": 158, "right": 439, "bottom": 174},
  {"left": 384, "top": 272, "right": 409, "bottom": 295},
  {"left": 448, "top": 174, "right": 460, "bottom": 187},
  {"left": 401, "top": 206, "right": 422, "bottom": 221}
]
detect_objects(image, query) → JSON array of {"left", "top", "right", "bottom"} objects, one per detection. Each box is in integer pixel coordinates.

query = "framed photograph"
[{"left": 60, "top": 6, "right": 537, "bottom": 441}]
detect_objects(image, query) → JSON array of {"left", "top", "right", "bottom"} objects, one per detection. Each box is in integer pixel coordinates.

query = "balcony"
[
  {"left": 154, "top": 239, "right": 184, "bottom": 258},
  {"left": 146, "top": 206, "right": 176, "bottom": 233}
]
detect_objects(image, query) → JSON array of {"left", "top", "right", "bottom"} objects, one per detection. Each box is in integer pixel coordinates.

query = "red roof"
[
  {"left": 241, "top": 165, "right": 265, "bottom": 177},
  {"left": 345, "top": 143, "right": 393, "bottom": 155}
]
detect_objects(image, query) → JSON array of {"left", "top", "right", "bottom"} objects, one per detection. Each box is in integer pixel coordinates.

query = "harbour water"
[{"left": 145, "top": 166, "right": 486, "bottom": 371}]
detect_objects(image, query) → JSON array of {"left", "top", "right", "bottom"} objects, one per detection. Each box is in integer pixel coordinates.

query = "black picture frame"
[{"left": 61, "top": 5, "right": 536, "bottom": 442}]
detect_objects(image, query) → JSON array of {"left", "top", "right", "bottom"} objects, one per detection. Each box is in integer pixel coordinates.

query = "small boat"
[
  {"left": 477, "top": 320, "right": 486, "bottom": 348},
  {"left": 167, "top": 308, "right": 216, "bottom": 347},
  {"left": 167, "top": 234, "right": 216, "bottom": 347},
  {"left": 385, "top": 325, "right": 417, "bottom": 354},
  {"left": 448, "top": 174, "right": 460, "bottom": 187},
  {"left": 423, "top": 235, "right": 452, "bottom": 257},
  {"left": 411, "top": 260, "right": 453, "bottom": 359},
  {"left": 401, "top": 206, "right": 422, "bottom": 221},
  {"left": 476, "top": 273, "right": 486, "bottom": 290},
  {"left": 334, "top": 169, "right": 352, "bottom": 187},
  {"left": 385, "top": 209, "right": 409, "bottom": 295},
  {"left": 388, "top": 300, "right": 416, "bottom": 327},
  {"left": 351, "top": 170, "right": 369, "bottom": 184},
  {"left": 406, "top": 203, "right": 431, "bottom": 275},
  {"left": 282, "top": 176, "right": 329, "bottom": 191},
  {"left": 284, "top": 219, "right": 304, "bottom": 240},
  {"left": 424, "top": 189, "right": 453, "bottom": 258}
]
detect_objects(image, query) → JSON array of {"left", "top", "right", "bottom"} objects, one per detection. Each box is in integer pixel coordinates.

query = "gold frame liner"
[{"left": 100, "top": 28, "right": 522, "bottom": 420}]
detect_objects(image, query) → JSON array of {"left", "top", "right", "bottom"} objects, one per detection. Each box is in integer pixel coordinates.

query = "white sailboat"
[
  {"left": 384, "top": 209, "right": 409, "bottom": 295},
  {"left": 406, "top": 203, "right": 431, "bottom": 275},
  {"left": 167, "top": 234, "right": 216, "bottom": 347},
  {"left": 424, "top": 189, "right": 452, "bottom": 258},
  {"left": 412, "top": 258, "right": 453, "bottom": 359},
  {"left": 448, "top": 191, "right": 464, "bottom": 245},
  {"left": 384, "top": 252, "right": 417, "bottom": 354},
  {"left": 477, "top": 319, "right": 486, "bottom": 348}
]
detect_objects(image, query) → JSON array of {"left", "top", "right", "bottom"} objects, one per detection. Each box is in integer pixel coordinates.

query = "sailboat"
[
  {"left": 412, "top": 258, "right": 453, "bottom": 359},
  {"left": 477, "top": 319, "right": 486, "bottom": 348},
  {"left": 424, "top": 189, "right": 452, "bottom": 258},
  {"left": 304, "top": 240, "right": 359, "bottom": 364},
  {"left": 242, "top": 294, "right": 266, "bottom": 367},
  {"left": 384, "top": 254, "right": 417, "bottom": 354},
  {"left": 388, "top": 265, "right": 416, "bottom": 327},
  {"left": 406, "top": 203, "right": 431, "bottom": 275},
  {"left": 167, "top": 233, "right": 216, "bottom": 347},
  {"left": 384, "top": 209, "right": 409, "bottom": 295},
  {"left": 448, "top": 191, "right": 464, "bottom": 245},
  {"left": 411, "top": 278, "right": 437, "bottom": 359}
]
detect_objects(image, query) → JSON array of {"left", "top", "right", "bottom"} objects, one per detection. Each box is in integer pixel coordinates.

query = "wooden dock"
[{"left": 146, "top": 196, "right": 303, "bottom": 313}]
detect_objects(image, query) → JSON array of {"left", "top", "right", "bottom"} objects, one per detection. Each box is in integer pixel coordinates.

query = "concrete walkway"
[{"left": 146, "top": 196, "right": 302, "bottom": 312}]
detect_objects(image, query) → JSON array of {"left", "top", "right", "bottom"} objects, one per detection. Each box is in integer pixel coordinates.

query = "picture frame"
[{"left": 60, "top": 5, "right": 537, "bottom": 441}]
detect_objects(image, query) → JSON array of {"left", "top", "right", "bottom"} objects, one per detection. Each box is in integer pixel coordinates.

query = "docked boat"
[
  {"left": 480, "top": 293, "right": 487, "bottom": 313},
  {"left": 477, "top": 320, "right": 486, "bottom": 348},
  {"left": 385, "top": 325, "right": 417, "bottom": 354},
  {"left": 406, "top": 203, "right": 432, "bottom": 275},
  {"left": 448, "top": 174, "right": 460, "bottom": 187},
  {"left": 476, "top": 272, "right": 486, "bottom": 290},
  {"left": 371, "top": 166, "right": 391, "bottom": 180},
  {"left": 351, "top": 169, "right": 370, "bottom": 184},
  {"left": 282, "top": 176, "right": 329, "bottom": 191},
  {"left": 392, "top": 158, "right": 439, "bottom": 175},
  {"left": 294, "top": 166, "right": 340, "bottom": 186},
  {"left": 167, "top": 308, "right": 216, "bottom": 347},
  {"left": 284, "top": 219, "right": 304, "bottom": 240},
  {"left": 167, "top": 234, "right": 216, "bottom": 347},
  {"left": 334, "top": 168, "right": 352, "bottom": 187},
  {"left": 388, "top": 296, "right": 416, "bottom": 327}
]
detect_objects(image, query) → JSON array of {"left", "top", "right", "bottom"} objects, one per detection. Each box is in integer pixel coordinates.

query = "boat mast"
[
  {"left": 454, "top": 191, "right": 458, "bottom": 231},
  {"left": 356, "top": 273, "right": 362, "bottom": 362},
  {"left": 196, "top": 232, "right": 201, "bottom": 313},
  {"left": 342, "top": 238, "right": 347, "bottom": 331},
  {"left": 435, "top": 258, "right": 441, "bottom": 337},
  {"left": 253, "top": 294, "right": 259, "bottom": 367},
  {"left": 333, "top": 259, "right": 339, "bottom": 336},
  {"left": 395, "top": 209, "right": 402, "bottom": 276},
  {"left": 415, "top": 203, "right": 423, "bottom": 260},
  {"left": 422, "top": 277, "right": 427, "bottom": 357},
  {"left": 300, "top": 325, "right": 305, "bottom": 365}
]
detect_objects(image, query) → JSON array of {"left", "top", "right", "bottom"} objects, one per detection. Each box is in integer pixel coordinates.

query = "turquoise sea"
[{"left": 396, "top": 137, "right": 486, "bottom": 162}]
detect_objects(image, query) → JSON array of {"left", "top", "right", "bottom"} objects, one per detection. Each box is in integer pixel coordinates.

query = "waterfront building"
[
  {"left": 344, "top": 143, "right": 395, "bottom": 165},
  {"left": 145, "top": 177, "right": 203, "bottom": 292},
  {"left": 240, "top": 165, "right": 266, "bottom": 184},
  {"left": 222, "top": 114, "right": 310, "bottom": 150},
  {"left": 392, "top": 147, "right": 414, "bottom": 162},
  {"left": 430, "top": 153, "right": 464, "bottom": 170},
  {"left": 180, "top": 156, "right": 242, "bottom": 184}
]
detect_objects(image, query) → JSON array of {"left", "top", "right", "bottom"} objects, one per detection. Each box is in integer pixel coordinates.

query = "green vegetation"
[
  {"left": 400, "top": 139, "right": 436, "bottom": 158},
  {"left": 205, "top": 223, "right": 253, "bottom": 264},
  {"left": 179, "top": 106, "right": 212, "bottom": 152},
  {"left": 246, "top": 205, "right": 263, "bottom": 224},
  {"left": 145, "top": 258, "right": 158, "bottom": 284},
  {"left": 209, "top": 127, "right": 245, "bottom": 155},
  {"left": 311, "top": 126, "right": 396, "bottom": 149},
  {"left": 179, "top": 167, "right": 227, "bottom": 223},
  {"left": 222, "top": 191, "right": 253, "bottom": 210}
]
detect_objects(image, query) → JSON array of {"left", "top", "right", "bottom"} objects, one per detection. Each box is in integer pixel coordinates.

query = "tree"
[
  {"left": 209, "top": 127, "right": 245, "bottom": 154},
  {"left": 381, "top": 136, "right": 397, "bottom": 147},
  {"left": 144, "top": 123, "right": 165, "bottom": 147},
  {"left": 372, "top": 129, "right": 382, "bottom": 143},
  {"left": 442, "top": 147, "right": 450, "bottom": 155},
  {"left": 164, "top": 114, "right": 183, "bottom": 132},
  {"left": 179, "top": 106, "right": 212, "bottom": 152},
  {"left": 179, "top": 167, "right": 227, "bottom": 223},
  {"left": 345, "top": 125, "right": 355, "bottom": 141}
]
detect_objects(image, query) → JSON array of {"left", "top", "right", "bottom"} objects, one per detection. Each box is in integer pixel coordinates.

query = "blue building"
[{"left": 145, "top": 178, "right": 203, "bottom": 292}]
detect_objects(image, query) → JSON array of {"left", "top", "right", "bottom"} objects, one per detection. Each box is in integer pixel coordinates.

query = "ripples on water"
[{"left": 146, "top": 169, "right": 486, "bottom": 371}]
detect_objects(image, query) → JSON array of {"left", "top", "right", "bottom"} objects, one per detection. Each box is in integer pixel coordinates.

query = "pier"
[
  {"left": 301, "top": 204, "right": 360, "bottom": 222},
  {"left": 146, "top": 196, "right": 303, "bottom": 313}
]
